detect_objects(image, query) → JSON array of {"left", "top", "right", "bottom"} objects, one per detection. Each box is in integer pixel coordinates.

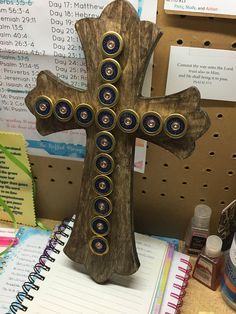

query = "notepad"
[
  {"left": 10, "top": 219, "right": 169, "bottom": 314},
  {"left": 0, "top": 227, "right": 51, "bottom": 314}
]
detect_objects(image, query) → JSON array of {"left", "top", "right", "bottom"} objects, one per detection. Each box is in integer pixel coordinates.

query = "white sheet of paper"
[
  {"left": 0, "top": 0, "right": 158, "bottom": 173},
  {"left": 164, "top": 0, "right": 236, "bottom": 16},
  {"left": 166, "top": 46, "right": 236, "bottom": 102}
]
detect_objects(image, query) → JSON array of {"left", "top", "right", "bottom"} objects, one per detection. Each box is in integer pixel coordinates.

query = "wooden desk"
[{"left": 0, "top": 219, "right": 235, "bottom": 314}]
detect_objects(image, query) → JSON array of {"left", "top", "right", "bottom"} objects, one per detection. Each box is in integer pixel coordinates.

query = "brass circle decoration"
[
  {"left": 118, "top": 109, "right": 140, "bottom": 133},
  {"left": 164, "top": 113, "right": 188, "bottom": 139},
  {"left": 101, "top": 31, "right": 124, "bottom": 58},
  {"left": 141, "top": 111, "right": 163, "bottom": 136},
  {"left": 89, "top": 236, "right": 109, "bottom": 256},
  {"left": 95, "top": 131, "right": 116, "bottom": 153},
  {"left": 93, "top": 196, "right": 112, "bottom": 217},
  {"left": 34, "top": 95, "right": 53, "bottom": 119},
  {"left": 74, "top": 103, "right": 94, "bottom": 127},
  {"left": 95, "top": 108, "right": 116, "bottom": 131},
  {"left": 99, "top": 58, "right": 122, "bottom": 83},
  {"left": 97, "top": 83, "right": 119, "bottom": 107},
  {"left": 90, "top": 216, "right": 110, "bottom": 236},
  {"left": 54, "top": 98, "right": 73, "bottom": 122},
  {"left": 94, "top": 153, "right": 114, "bottom": 175},
  {"left": 93, "top": 175, "right": 113, "bottom": 196}
]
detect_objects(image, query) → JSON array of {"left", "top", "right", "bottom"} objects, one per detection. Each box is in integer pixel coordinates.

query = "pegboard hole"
[
  {"left": 68, "top": 181, "right": 73, "bottom": 184},
  {"left": 163, "top": 163, "right": 169, "bottom": 168},
  {"left": 209, "top": 152, "right": 215, "bottom": 156},
  {"left": 66, "top": 167, "right": 71, "bottom": 170},
  {"left": 184, "top": 166, "right": 190, "bottom": 170},
  {"left": 231, "top": 42, "right": 236, "bottom": 49},
  {"left": 160, "top": 193, "right": 166, "bottom": 197},
  {"left": 203, "top": 184, "right": 208, "bottom": 188},
  {"left": 33, "top": 176, "right": 37, "bottom": 180},
  {"left": 228, "top": 171, "right": 234, "bottom": 176},
  {"left": 162, "top": 179, "right": 167, "bottom": 182},
  {"left": 48, "top": 165, "right": 53, "bottom": 168},
  {"left": 213, "top": 133, "right": 220, "bottom": 138},
  {"left": 182, "top": 181, "right": 187, "bottom": 185},
  {"left": 142, "top": 190, "right": 146, "bottom": 194},
  {"left": 145, "top": 161, "right": 148, "bottom": 165},
  {"left": 30, "top": 163, "right": 34, "bottom": 166},
  {"left": 204, "top": 40, "right": 211, "bottom": 47},
  {"left": 50, "top": 178, "right": 55, "bottom": 182},
  {"left": 177, "top": 39, "right": 183, "bottom": 45},
  {"left": 200, "top": 199, "right": 206, "bottom": 202},
  {"left": 206, "top": 168, "right": 212, "bottom": 173},
  {"left": 220, "top": 201, "right": 226, "bottom": 205},
  {"left": 180, "top": 196, "right": 185, "bottom": 199},
  {"left": 224, "top": 186, "right": 230, "bottom": 191},
  {"left": 217, "top": 113, "right": 223, "bottom": 119},
  {"left": 232, "top": 154, "right": 236, "bottom": 159},
  {"left": 142, "top": 176, "right": 147, "bottom": 180}
]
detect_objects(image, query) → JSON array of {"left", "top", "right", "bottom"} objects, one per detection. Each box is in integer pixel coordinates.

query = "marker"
[{"left": 0, "top": 237, "right": 19, "bottom": 247}]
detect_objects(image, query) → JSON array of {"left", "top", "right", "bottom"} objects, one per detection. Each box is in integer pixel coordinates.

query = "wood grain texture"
[{"left": 25, "top": 0, "right": 210, "bottom": 283}]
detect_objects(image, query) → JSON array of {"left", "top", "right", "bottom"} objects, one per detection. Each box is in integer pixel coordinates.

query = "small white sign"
[
  {"left": 164, "top": 0, "right": 236, "bottom": 16},
  {"left": 166, "top": 46, "right": 236, "bottom": 102}
]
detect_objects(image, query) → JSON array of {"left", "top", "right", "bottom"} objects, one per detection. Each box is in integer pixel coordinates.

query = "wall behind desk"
[{"left": 29, "top": 0, "right": 236, "bottom": 239}]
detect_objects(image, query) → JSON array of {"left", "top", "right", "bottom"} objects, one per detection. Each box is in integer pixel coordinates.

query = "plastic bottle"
[
  {"left": 185, "top": 204, "right": 212, "bottom": 254},
  {"left": 192, "top": 235, "right": 224, "bottom": 290},
  {"left": 221, "top": 233, "right": 236, "bottom": 310}
]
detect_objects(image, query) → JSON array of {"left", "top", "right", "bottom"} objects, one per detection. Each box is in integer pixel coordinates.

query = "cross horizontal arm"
[
  {"left": 25, "top": 70, "right": 88, "bottom": 136},
  {"left": 135, "top": 87, "right": 210, "bottom": 159}
]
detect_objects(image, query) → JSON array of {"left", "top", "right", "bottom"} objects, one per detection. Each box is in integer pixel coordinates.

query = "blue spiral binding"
[{"left": 8, "top": 217, "right": 73, "bottom": 314}]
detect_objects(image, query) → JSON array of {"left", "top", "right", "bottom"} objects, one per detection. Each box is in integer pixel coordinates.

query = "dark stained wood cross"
[{"left": 25, "top": 0, "right": 210, "bottom": 283}]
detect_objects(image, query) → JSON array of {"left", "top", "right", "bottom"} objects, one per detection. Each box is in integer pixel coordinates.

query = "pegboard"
[{"left": 29, "top": 0, "right": 235, "bottom": 239}]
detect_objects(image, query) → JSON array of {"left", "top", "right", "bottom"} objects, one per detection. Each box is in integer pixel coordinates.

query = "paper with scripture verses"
[
  {"left": 164, "top": 0, "right": 236, "bottom": 18},
  {"left": 0, "top": 132, "right": 36, "bottom": 226},
  {"left": 0, "top": 0, "right": 158, "bottom": 173},
  {"left": 166, "top": 46, "right": 236, "bottom": 102}
]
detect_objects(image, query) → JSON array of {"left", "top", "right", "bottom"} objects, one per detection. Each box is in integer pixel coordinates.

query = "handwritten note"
[
  {"left": 0, "top": 227, "right": 51, "bottom": 314},
  {"left": 164, "top": 0, "right": 236, "bottom": 18},
  {"left": 166, "top": 46, "right": 236, "bottom": 102},
  {"left": 0, "top": 132, "right": 36, "bottom": 225}
]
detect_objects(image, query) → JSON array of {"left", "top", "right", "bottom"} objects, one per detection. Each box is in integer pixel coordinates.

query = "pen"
[{"left": 0, "top": 237, "right": 19, "bottom": 247}]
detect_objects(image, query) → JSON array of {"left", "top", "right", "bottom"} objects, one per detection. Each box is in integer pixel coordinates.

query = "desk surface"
[{"left": 0, "top": 219, "right": 235, "bottom": 314}]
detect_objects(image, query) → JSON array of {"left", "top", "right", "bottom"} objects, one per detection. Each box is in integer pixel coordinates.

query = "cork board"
[{"left": 29, "top": 0, "right": 236, "bottom": 240}]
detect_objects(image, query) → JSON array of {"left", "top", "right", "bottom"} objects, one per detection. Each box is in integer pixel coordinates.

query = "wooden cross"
[{"left": 25, "top": 0, "right": 210, "bottom": 283}]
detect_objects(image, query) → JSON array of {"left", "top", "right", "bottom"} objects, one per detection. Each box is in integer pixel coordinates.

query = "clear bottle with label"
[
  {"left": 185, "top": 204, "right": 212, "bottom": 254},
  {"left": 192, "top": 235, "right": 224, "bottom": 290},
  {"left": 221, "top": 233, "right": 236, "bottom": 310}
]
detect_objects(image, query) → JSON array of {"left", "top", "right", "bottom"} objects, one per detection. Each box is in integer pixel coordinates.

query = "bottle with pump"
[
  {"left": 192, "top": 235, "right": 224, "bottom": 291},
  {"left": 185, "top": 204, "right": 212, "bottom": 254}
]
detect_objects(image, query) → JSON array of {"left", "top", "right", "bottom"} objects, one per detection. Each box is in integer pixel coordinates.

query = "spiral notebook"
[
  {"left": 159, "top": 251, "right": 192, "bottom": 314},
  {"left": 9, "top": 218, "right": 169, "bottom": 314},
  {"left": 0, "top": 227, "right": 51, "bottom": 314}
]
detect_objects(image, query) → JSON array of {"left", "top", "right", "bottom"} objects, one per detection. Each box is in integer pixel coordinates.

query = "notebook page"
[
  {"left": 0, "top": 228, "right": 51, "bottom": 314},
  {"left": 21, "top": 232, "right": 168, "bottom": 314},
  {"left": 160, "top": 251, "right": 190, "bottom": 314}
]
